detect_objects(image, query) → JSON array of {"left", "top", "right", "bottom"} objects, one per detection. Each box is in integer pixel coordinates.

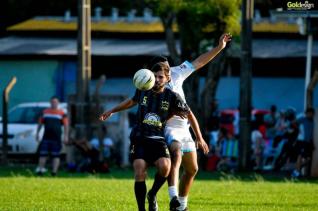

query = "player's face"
[
  {"left": 153, "top": 70, "right": 168, "bottom": 91},
  {"left": 50, "top": 98, "right": 59, "bottom": 109},
  {"left": 163, "top": 61, "right": 171, "bottom": 78}
]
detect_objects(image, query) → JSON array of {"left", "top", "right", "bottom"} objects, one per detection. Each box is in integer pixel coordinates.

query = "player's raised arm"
[
  {"left": 99, "top": 98, "right": 137, "bottom": 121},
  {"left": 191, "top": 33, "right": 232, "bottom": 71},
  {"left": 187, "top": 111, "right": 209, "bottom": 154}
]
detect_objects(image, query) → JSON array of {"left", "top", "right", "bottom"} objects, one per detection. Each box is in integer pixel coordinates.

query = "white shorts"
[{"left": 165, "top": 127, "right": 196, "bottom": 153}]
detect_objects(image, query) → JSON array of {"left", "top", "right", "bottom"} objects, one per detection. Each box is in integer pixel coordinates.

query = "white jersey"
[{"left": 165, "top": 61, "right": 195, "bottom": 129}]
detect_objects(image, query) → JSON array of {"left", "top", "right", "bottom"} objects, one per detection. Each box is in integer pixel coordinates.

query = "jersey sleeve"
[
  {"left": 131, "top": 89, "right": 141, "bottom": 103},
  {"left": 171, "top": 61, "right": 195, "bottom": 81},
  {"left": 170, "top": 92, "right": 190, "bottom": 118}
]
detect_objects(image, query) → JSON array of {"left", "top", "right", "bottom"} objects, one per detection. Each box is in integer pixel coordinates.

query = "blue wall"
[
  {"left": 77, "top": 76, "right": 318, "bottom": 114},
  {"left": 0, "top": 60, "right": 76, "bottom": 112},
  {"left": 214, "top": 77, "right": 318, "bottom": 112}
]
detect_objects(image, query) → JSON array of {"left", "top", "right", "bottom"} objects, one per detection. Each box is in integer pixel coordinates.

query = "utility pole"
[
  {"left": 239, "top": 0, "right": 253, "bottom": 170},
  {"left": 2, "top": 77, "right": 17, "bottom": 164},
  {"left": 76, "top": 0, "right": 91, "bottom": 138},
  {"left": 304, "top": 17, "right": 314, "bottom": 111}
]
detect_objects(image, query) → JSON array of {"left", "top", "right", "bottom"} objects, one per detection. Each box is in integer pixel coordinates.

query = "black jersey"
[{"left": 131, "top": 88, "right": 190, "bottom": 139}]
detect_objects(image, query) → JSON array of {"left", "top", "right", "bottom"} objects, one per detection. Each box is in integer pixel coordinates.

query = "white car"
[{"left": 0, "top": 102, "right": 67, "bottom": 154}]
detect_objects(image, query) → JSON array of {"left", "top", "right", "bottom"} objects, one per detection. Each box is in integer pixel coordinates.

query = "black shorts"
[
  {"left": 130, "top": 137, "right": 170, "bottom": 164},
  {"left": 295, "top": 141, "right": 313, "bottom": 158},
  {"left": 39, "top": 139, "right": 62, "bottom": 158}
]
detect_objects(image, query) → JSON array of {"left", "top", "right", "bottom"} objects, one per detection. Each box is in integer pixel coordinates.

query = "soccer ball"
[{"left": 133, "top": 69, "right": 155, "bottom": 91}]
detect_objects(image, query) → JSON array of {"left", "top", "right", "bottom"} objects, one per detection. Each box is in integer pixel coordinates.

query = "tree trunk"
[
  {"left": 183, "top": 74, "right": 200, "bottom": 117},
  {"left": 200, "top": 52, "right": 226, "bottom": 134},
  {"left": 160, "top": 13, "right": 181, "bottom": 65}
]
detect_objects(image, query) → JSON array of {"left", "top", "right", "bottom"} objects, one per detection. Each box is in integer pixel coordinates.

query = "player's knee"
[
  {"left": 185, "top": 164, "right": 198, "bottom": 177},
  {"left": 157, "top": 159, "right": 171, "bottom": 177},
  {"left": 133, "top": 160, "right": 147, "bottom": 180},
  {"left": 134, "top": 170, "right": 147, "bottom": 181}
]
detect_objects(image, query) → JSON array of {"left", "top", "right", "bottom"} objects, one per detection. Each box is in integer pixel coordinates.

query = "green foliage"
[{"left": 146, "top": 0, "right": 241, "bottom": 59}]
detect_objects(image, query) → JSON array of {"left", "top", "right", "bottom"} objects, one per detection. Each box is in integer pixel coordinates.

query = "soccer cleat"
[
  {"left": 147, "top": 192, "right": 158, "bottom": 211},
  {"left": 169, "top": 196, "right": 181, "bottom": 211}
]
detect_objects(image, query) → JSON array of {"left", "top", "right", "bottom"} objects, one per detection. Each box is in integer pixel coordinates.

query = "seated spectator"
[
  {"left": 251, "top": 122, "right": 266, "bottom": 170},
  {"left": 205, "top": 128, "right": 226, "bottom": 171},
  {"left": 72, "top": 126, "right": 113, "bottom": 173},
  {"left": 264, "top": 105, "right": 279, "bottom": 139},
  {"left": 275, "top": 110, "right": 288, "bottom": 137},
  {"left": 73, "top": 137, "right": 101, "bottom": 173},
  {"left": 217, "top": 128, "right": 239, "bottom": 172},
  {"left": 90, "top": 125, "right": 114, "bottom": 161}
]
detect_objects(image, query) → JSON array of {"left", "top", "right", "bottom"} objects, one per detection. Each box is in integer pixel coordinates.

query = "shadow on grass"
[
  {"left": 1, "top": 164, "right": 318, "bottom": 183},
  {"left": 196, "top": 170, "right": 318, "bottom": 183},
  {"left": 0, "top": 164, "right": 134, "bottom": 179}
]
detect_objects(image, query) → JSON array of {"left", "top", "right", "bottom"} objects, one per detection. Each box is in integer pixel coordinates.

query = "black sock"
[
  {"left": 149, "top": 173, "right": 167, "bottom": 196},
  {"left": 134, "top": 181, "right": 147, "bottom": 211}
]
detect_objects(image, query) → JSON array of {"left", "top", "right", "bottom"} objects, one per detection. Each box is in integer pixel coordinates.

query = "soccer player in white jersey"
[{"left": 149, "top": 33, "right": 232, "bottom": 211}]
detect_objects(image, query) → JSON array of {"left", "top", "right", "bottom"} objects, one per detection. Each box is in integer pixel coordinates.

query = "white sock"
[
  {"left": 168, "top": 186, "right": 178, "bottom": 200},
  {"left": 177, "top": 196, "right": 188, "bottom": 210}
]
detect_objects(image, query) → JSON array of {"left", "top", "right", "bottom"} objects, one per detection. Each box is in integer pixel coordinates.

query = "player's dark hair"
[
  {"left": 151, "top": 62, "right": 170, "bottom": 78},
  {"left": 148, "top": 55, "right": 168, "bottom": 69},
  {"left": 50, "top": 95, "right": 59, "bottom": 101}
]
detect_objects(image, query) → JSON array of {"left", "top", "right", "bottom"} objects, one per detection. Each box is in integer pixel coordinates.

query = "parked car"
[{"left": 0, "top": 102, "right": 67, "bottom": 154}]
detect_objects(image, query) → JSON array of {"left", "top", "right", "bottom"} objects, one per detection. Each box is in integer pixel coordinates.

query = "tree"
[{"left": 147, "top": 0, "right": 241, "bottom": 133}]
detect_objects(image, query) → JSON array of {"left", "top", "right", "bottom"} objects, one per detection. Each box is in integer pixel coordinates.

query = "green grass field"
[{"left": 0, "top": 166, "right": 318, "bottom": 211}]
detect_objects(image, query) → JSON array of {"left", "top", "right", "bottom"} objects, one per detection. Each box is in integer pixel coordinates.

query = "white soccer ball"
[{"left": 133, "top": 68, "right": 155, "bottom": 91}]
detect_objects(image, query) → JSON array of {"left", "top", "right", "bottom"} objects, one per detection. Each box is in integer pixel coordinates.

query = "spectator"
[
  {"left": 251, "top": 122, "right": 266, "bottom": 170},
  {"left": 291, "top": 107, "right": 315, "bottom": 178},
  {"left": 274, "top": 107, "right": 299, "bottom": 171},
  {"left": 72, "top": 137, "right": 101, "bottom": 173},
  {"left": 217, "top": 128, "right": 239, "bottom": 172},
  {"left": 90, "top": 125, "right": 114, "bottom": 161},
  {"left": 275, "top": 110, "right": 288, "bottom": 137},
  {"left": 35, "top": 96, "right": 69, "bottom": 176},
  {"left": 205, "top": 128, "right": 227, "bottom": 172},
  {"left": 264, "top": 105, "right": 279, "bottom": 139}
]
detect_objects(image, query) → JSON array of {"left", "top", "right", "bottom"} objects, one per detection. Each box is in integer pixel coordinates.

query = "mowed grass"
[{"left": 0, "top": 166, "right": 318, "bottom": 211}]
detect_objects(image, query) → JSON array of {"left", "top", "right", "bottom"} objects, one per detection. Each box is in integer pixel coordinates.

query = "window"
[{"left": 8, "top": 107, "right": 46, "bottom": 124}]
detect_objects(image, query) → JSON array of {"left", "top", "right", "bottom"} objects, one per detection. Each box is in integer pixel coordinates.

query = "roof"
[
  {"left": 0, "top": 36, "right": 171, "bottom": 57},
  {"left": 6, "top": 16, "right": 302, "bottom": 34},
  {"left": 252, "top": 38, "right": 318, "bottom": 58},
  {"left": 0, "top": 36, "right": 317, "bottom": 58},
  {"left": 7, "top": 17, "right": 170, "bottom": 33}
]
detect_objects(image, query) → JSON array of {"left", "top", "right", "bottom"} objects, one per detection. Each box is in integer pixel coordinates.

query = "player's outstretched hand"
[
  {"left": 218, "top": 33, "right": 232, "bottom": 49},
  {"left": 99, "top": 111, "right": 112, "bottom": 121},
  {"left": 196, "top": 137, "right": 209, "bottom": 155}
]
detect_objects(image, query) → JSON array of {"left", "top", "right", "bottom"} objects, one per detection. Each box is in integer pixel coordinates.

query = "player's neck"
[{"left": 152, "top": 87, "right": 165, "bottom": 94}]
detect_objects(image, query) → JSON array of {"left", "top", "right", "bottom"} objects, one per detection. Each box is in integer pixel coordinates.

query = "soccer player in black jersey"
[{"left": 99, "top": 62, "right": 190, "bottom": 211}]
